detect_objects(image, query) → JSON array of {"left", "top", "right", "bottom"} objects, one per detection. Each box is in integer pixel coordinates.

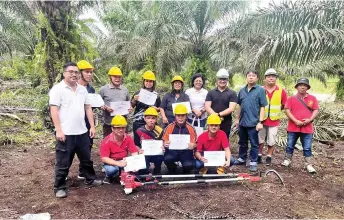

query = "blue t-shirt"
[{"left": 237, "top": 84, "right": 267, "bottom": 127}]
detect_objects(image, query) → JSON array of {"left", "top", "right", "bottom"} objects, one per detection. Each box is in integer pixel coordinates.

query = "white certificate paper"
[
  {"left": 194, "top": 126, "right": 204, "bottom": 137},
  {"left": 142, "top": 140, "right": 163, "bottom": 155},
  {"left": 124, "top": 154, "right": 146, "bottom": 172},
  {"left": 172, "top": 102, "right": 192, "bottom": 114},
  {"left": 110, "top": 101, "right": 131, "bottom": 116},
  {"left": 138, "top": 89, "right": 157, "bottom": 106},
  {"left": 204, "top": 151, "right": 226, "bottom": 167},
  {"left": 87, "top": 94, "right": 104, "bottom": 107},
  {"left": 169, "top": 134, "right": 190, "bottom": 150}
]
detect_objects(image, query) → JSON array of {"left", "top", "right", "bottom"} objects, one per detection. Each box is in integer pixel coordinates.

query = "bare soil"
[{"left": 0, "top": 138, "right": 343, "bottom": 219}]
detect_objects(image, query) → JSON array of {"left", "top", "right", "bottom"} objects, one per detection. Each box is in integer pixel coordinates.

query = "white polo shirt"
[
  {"left": 49, "top": 80, "right": 90, "bottom": 135},
  {"left": 185, "top": 87, "right": 208, "bottom": 120}
]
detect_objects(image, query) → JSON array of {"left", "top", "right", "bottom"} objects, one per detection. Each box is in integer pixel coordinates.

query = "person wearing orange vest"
[{"left": 258, "top": 68, "right": 287, "bottom": 165}]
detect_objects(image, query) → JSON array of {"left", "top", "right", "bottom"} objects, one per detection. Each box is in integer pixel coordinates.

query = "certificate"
[
  {"left": 87, "top": 94, "right": 104, "bottom": 107},
  {"left": 204, "top": 151, "right": 226, "bottom": 167},
  {"left": 110, "top": 101, "right": 131, "bottom": 116},
  {"left": 169, "top": 134, "right": 190, "bottom": 150},
  {"left": 138, "top": 89, "right": 157, "bottom": 106},
  {"left": 142, "top": 140, "right": 164, "bottom": 155},
  {"left": 172, "top": 102, "right": 192, "bottom": 114},
  {"left": 124, "top": 154, "right": 146, "bottom": 172}
]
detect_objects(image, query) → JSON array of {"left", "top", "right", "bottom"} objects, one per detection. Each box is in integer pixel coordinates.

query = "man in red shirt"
[
  {"left": 282, "top": 78, "right": 319, "bottom": 173},
  {"left": 258, "top": 68, "right": 288, "bottom": 165},
  {"left": 100, "top": 115, "right": 139, "bottom": 183},
  {"left": 195, "top": 114, "right": 234, "bottom": 174}
]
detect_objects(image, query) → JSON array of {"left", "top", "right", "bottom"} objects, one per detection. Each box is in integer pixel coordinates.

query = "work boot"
[
  {"left": 265, "top": 156, "right": 272, "bottom": 166},
  {"left": 257, "top": 155, "right": 263, "bottom": 164},
  {"left": 55, "top": 189, "right": 67, "bottom": 198},
  {"left": 103, "top": 176, "right": 113, "bottom": 184},
  {"left": 84, "top": 179, "right": 103, "bottom": 186}
]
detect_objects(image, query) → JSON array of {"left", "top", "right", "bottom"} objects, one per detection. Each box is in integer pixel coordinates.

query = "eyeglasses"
[
  {"left": 65, "top": 70, "right": 80, "bottom": 75},
  {"left": 218, "top": 78, "right": 228, "bottom": 81}
]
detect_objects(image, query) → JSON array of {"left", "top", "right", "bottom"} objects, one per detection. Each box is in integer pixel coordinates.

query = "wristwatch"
[{"left": 259, "top": 120, "right": 264, "bottom": 124}]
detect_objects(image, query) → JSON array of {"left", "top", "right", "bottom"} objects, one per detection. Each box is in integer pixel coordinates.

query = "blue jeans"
[
  {"left": 139, "top": 155, "right": 164, "bottom": 175},
  {"left": 238, "top": 126, "right": 259, "bottom": 165},
  {"left": 187, "top": 117, "right": 206, "bottom": 127},
  {"left": 286, "top": 132, "right": 313, "bottom": 157},
  {"left": 195, "top": 155, "right": 235, "bottom": 170},
  {"left": 103, "top": 164, "right": 120, "bottom": 178}
]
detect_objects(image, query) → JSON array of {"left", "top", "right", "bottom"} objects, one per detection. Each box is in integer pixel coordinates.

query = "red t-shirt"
[
  {"left": 196, "top": 130, "right": 229, "bottom": 153},
  {"left": 285, "top": 93, "right": 319, "bottom": 134},
  {"left": 100, "top": 133, "right": 138, "bottom": 160},
  {"left": 263, "top": 85, "right": 288, "bottom": 127}
]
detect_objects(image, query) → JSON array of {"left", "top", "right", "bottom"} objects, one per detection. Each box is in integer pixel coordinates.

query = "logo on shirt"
[{"left": 307, "top": 100, "right": 313, "bottom": 107}]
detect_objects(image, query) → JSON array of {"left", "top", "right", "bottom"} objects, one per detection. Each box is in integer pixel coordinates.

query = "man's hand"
[
  {"left": 302, "top": 118, "right": 312, "bottom": 125},
  {"left": 162, "top": 117, "right": 169, "bottom": 124},
  {"left": 161, "top": 146, "right": 166, "bottom": 153},
  {"left": 164, "top": 141, "right": 170, "bottom": 148},
  {"left": 89, "top": 126, "right": 96, "bottom": 138},
  {"left": 193, "top": 109, "right": 202, "bottom": 117},
  {"left": 139, "top": 149, "right": 144, "bottom": 154},
  {"left": 223, "top": 160, "right": 230, "bottom": 167},
  {"left": 200, "top": 157, "right": 208, "bottom": 163},
  {"left": 294, "top": 119, "right": 304, "bottom": 127},
  {"left": 56, "top": 130, "right": 66, "bottom": 142},
  {"left": 256, "top": 122, "right": 263, "bottom": 131},
  {"left": 118, "top": 160, "right": 127, "bottom": 167},
  {"left": 188, "top": 143, "right": 196, "bottom": 150},
  {"left": 133, "top": 95, "right": 139, "bottom": 101}
]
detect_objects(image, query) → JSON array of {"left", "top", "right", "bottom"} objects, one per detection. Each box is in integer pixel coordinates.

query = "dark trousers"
[
  {"left": 138, "top": 155, "right": 164, "bottom": 175},
  {"left": 220, "top": 119, "right": 232, "bottom": 138},
  {"left": 54, "top": 132, "right": 96, "bottom": 191},
  {"left": 238, "top": 126, "right": 259, "bottom": 163},
  {"left": 164, "top": 149, "right": 195, "bottom": 173}
]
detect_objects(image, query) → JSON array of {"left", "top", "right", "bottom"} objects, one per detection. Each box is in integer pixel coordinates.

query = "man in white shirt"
[{"left": 49, "top": 62, "right": 102, "bottom": 198}]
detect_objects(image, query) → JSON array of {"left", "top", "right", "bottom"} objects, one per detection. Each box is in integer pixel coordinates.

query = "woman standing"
[
  {"left": 160, "top": 76, "right": 190, "bottom": 127},
  {"left": 185, "top": 73, "right": 208, "bottom": 127},
  {"left": 131, "top": 71, "right": 161, "bottom": 147}
]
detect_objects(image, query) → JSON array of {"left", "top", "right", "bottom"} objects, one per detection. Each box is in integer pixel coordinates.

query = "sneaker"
[
  {"left": 233, "top": 159, "right": 246, "bottom": 165},
  {"left": 77, "top": 175, "right": 86, "bottom": 180},
  {"left": 55, "top": 189, "right": 67, "bottom": 198},
  {"left": 250, "top": 165, "right": 257, "bottom": 172},
  {"left": 281, "top": 159, "right": 291, "bottom": 167},
  {"left": 257, "top": 155, "right": 263, "bottom": 164},
  {"left": 103, "top": 176, "right": 113, "bottom": 184},
  {"left": 84, "top": 179, "right": 103, "bottom": 186},
  {"left": 306, "top": 164, "right": 316, "bottom": 173},
  {"left": 265, "top": 156, "right": 272, "bottom": 166},
  {"left": 199, "top": 167, "right": 208, "bottom": 174}
]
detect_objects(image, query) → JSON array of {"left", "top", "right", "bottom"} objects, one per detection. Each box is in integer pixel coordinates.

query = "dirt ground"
[{"left": 0, "top": 137, "right": 343, "bottom": 219}]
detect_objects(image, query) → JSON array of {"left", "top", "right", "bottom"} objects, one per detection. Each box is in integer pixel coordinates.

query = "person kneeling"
[
  {"left": 136, "top": 107, "right": 165, "bottom": 175},
  {"left": 163, "top": 104, "right": 197, "bottom": 174},
  {"left": 195, "top": 114, "right": 235, "bottom": 174},
  {"left": 100, "top": 115, "right": 140, "bottom": 184}
]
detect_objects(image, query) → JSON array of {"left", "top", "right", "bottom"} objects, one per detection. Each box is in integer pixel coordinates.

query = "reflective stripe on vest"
[{"left": 264, "top": 88, "right": 282, "bottom": 121}]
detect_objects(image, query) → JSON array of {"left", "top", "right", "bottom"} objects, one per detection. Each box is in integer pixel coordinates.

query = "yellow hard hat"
[
  {"left": 207, "top": 113, "right": 221, "bottom": 125},
  {"left": 144, "top": 107, "right": 158, "bottom": 116},
  {"left": 77, "top": 60, "right": 94, "bottom": 70},
  {"left": 174, "top": 104, "right": 188, "bottom": 115},
  {"left": 108, "top": 67, "right": 123, "bottom": 76},
  {"left": 171, "top": 75, "right": 184, "bottom": 83},
  {"left": 111, "top": 115, "right": 127, "bottom": 127},
  {"left": 142, "top": 71, "right": 156, "bottom": 81}
]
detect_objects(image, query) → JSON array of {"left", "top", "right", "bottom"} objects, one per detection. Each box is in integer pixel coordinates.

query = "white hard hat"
[
  {"left": 264, "top": 68, "right": 278, "bottom": 76},
  {"left": 216, "top": 68, "right": 229, "bottom": 78}
]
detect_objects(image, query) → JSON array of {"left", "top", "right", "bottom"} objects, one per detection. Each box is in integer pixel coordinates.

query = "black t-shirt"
[
  {"left": 205, "top": 87, "right": 238, "bottom": 121},
  {"left": 131, "top": 90, "right": 161, "bottom": 124}
]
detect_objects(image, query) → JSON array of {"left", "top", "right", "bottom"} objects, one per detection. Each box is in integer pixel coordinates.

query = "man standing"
[
  {"left": 281, "top": 78, "right": 319, "bottom": 173},
  {"left": 49, "top": 62, "right": 102, "bottom": 198},
  {"left": 258, "top": 68, "right": 288, "bottom": 165},
  {"left": 99, "top": 67, "right": 132, "bottom": 138},
  {"left": 205, "top": 68, "right": 237, "bottom": 138},
  {"left": 234, "top": 70, "right": 267, "bottom": 172},
  {"left": 163, "top": 104, "right": 197, "bottom": 174}
]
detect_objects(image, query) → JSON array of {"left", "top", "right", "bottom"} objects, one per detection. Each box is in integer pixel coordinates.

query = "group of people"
[{"left": 49, "top": 60, "right": 319, "bottom": 198}]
